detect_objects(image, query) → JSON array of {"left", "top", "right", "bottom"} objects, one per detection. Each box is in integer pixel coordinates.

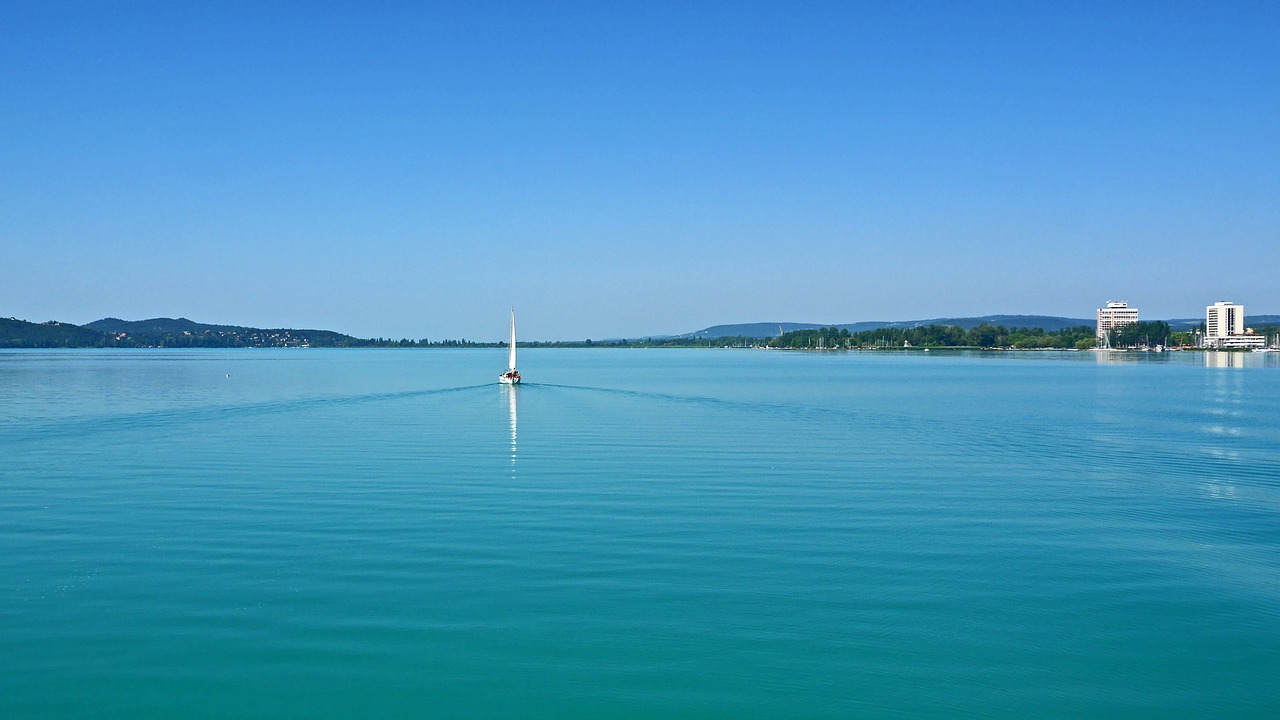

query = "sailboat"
[{"left": 499, "top": 307, "right": 521, "bottom": 384}]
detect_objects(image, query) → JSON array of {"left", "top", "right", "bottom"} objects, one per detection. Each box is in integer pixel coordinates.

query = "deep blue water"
[{"left": 2, "top": 348, "right": 1278, "bottom": 718}]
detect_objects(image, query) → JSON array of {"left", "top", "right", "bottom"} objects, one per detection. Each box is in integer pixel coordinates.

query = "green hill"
[
  {"left": 2, "top": 316, "right": 378, "bottom": 348},
  {"left": 1, "top": 317, "right": 108, "bottom": 348},
  {"left": 82, "top": 317, "right": 369, "bottom": 347},
  {"left": 85, "top": 317, "right": 248, "bottom": 335}
]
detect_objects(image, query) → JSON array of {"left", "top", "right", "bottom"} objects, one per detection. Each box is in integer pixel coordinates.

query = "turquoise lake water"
[{"left": 2, "top": 348, "right": 1279, "bottom": 718}]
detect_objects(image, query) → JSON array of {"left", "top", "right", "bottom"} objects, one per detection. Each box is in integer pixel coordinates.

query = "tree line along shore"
[{"left": 769, "top": 321, "right": 1185, "bottom": 350}]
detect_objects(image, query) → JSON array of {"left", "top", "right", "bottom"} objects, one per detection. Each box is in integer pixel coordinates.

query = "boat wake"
[{"left": 0, "top": 384, "right": 496, "bottom": 443}]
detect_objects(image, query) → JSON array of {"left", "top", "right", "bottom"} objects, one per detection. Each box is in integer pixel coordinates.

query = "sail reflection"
[{"left": 504, "top": 384, "right": 518, "bottom": 466}]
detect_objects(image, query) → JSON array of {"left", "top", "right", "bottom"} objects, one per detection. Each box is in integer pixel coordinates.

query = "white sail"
[
  {"left": 499, "top": 307, "right": 521, "bottom": 384},
  {"left": 508, "top": 308, "right": 517, "bottom": 371}
]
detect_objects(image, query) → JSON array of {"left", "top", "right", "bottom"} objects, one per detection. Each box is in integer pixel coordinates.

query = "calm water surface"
[{"left": 2, "top": 349, "right": 1278, "bottom": 718}]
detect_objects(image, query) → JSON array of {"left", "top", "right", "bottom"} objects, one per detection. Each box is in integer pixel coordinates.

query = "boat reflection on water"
[{"left": 504, "top": 384, "right": 517, "bottom": 466}]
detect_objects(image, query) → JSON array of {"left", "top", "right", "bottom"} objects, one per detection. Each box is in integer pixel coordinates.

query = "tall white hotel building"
[
  {"left": 1096, "top": 301, "right": 1138, "bottom": 340},
  {"left": 1204, "top": 301, "right": 1265, "bottom": 349}
]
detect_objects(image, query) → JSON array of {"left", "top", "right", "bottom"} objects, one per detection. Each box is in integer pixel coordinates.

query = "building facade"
[
  {"left": 1204, "top": 301, "right": 1265, "bottom": 349},
  {"left": 1206, "top": 301, "right": 1243, "bottom": 338},
  {"left": 1096, "top": 301, "right": 1138, "bottom": 341}
]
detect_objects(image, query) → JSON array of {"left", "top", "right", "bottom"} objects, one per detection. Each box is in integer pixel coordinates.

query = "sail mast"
[{"left": 508, "top": 307, "right": 517, "bottom": 371}]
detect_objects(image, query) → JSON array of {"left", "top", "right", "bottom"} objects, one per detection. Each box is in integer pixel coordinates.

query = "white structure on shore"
[
  {"left": 1096, "top": 301, "right": 1138, "bottom": 341},
  {"left": 1203, "top": 301, "right": 1266, "bottom": 349}
]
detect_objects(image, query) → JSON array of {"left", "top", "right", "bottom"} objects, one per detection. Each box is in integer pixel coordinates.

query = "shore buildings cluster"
[{"left": 1096, "top": 300, "right": 1270, "bottom": 349}]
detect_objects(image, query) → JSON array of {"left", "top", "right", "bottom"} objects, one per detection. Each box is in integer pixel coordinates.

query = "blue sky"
[{"left": 2, "top": 1, "right": 1276, "bottom": 340}]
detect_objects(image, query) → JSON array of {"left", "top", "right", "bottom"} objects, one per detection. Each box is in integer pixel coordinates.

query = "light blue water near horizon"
[{"left": 2, "top": 348, "right": 1279, "bottom": 718}]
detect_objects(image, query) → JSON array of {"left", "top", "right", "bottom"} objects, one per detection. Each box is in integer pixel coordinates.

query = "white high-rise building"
[
  {"left": 1097, "top": 301, "right": 1138, "bottom": 341},
  {"left": 1204, "top": 301, "right": 1265, "bottom": 349},
  {"left": 1206, "top": 301, "right": 1244, "bottom": 338}
]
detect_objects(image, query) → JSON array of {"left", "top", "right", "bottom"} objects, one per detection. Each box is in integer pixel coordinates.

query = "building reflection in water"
[
  {"left": 1201, "top": 351, "right": 1247, "bottom": 478},
  {"left": 1093, "top": 349, "right": 1143, "bottom": 365},
  {"left": 1204, "top": 351, "right": 1247, "bottom": 369},
  {"left": 1089, "top": 349, "right": 1276, "bottom": 369}
]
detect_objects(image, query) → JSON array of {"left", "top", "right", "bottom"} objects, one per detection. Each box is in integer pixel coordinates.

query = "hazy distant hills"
[
  {"left": 1165, "top": 315, "right": 1280, "bottom": 330},
  {"left": 685, "top": 314, "right": 1280, "bottom": 339},
  {"left": 683, "top": 322, "right": 827, "bottom": 339},
  {"left": 84, "top": 317, "right": 370, "bottom": 347},
  {"left": 3, "top": 316, "right": 371, "bottom": 348},
  {"left": 85, "top": 317, "right": 248, "bottom": 335},
  {"left": 685, "top": 315, "right": 1095, "bottom": 339}
]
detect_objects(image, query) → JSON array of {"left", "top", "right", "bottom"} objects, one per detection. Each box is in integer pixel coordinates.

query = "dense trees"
[
  {"left": 767, "top": 324, "right": 1099, "bottom": 349},
  {"left": 1104, "top": 321, "right": 1172, "bottom": 349}
]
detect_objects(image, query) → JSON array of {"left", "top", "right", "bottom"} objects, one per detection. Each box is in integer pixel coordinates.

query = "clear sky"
[{"left": 2, "top": 1, "right": 1277, "bottom": 340}]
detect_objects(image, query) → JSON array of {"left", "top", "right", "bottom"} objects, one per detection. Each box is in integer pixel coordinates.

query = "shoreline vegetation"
[{"left": 3, "top": 316, "right": 1276, "bottom": 351}]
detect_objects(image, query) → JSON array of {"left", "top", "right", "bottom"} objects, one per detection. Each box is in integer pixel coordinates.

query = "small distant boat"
[{"left": 499, "top": 307, "right": 521, "bottom": 384}]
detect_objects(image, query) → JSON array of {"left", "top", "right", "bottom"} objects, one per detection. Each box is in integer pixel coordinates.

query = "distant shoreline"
[
  {"left": 2, "top": 345, "right": 1267, "bottom": 354},
  {"left": 5, "top": 315, "right": 1277, "bottom": 351}
]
